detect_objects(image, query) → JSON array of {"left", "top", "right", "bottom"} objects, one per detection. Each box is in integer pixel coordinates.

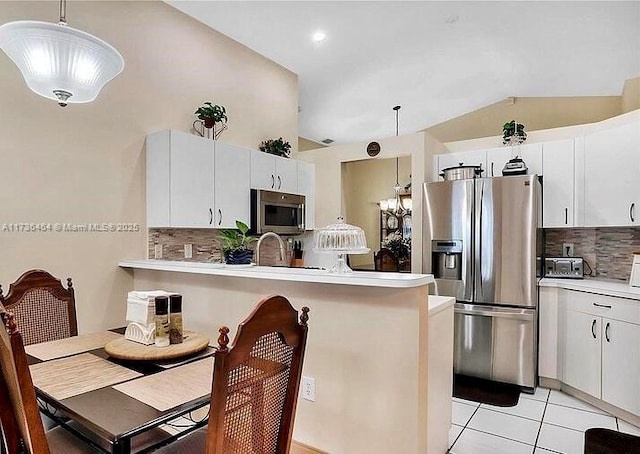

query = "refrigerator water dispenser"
[{"left": 432, "top": 240, "right": 463, "bottom": 280}]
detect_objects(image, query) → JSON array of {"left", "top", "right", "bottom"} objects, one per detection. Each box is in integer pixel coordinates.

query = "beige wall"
[
  {"left": 622, "top": 77, "right": 640, "bottom": 113},
  {"left": 425, "top": 96, "right": 622, "bottom": 143},
  {"left": 0, "top": 1, "right": 297, "bottom": 332},
  {"left": 295, "top": 132, "right": 446, "bottom": 272},
  {"left": 342, "top": 157, "right": 411, "bottom": 267},
  {"left": 298, "top": 137, "right": 326, "bottom": 151}
]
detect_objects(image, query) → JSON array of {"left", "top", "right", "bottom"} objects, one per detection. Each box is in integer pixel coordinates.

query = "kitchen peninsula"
[{"left": 118, "top": 259, "right": 453, "bottom": 454}]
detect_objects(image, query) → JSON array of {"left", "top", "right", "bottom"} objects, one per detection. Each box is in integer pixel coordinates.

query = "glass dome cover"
[
  {"left": 313, "top": 217, "right": 370, "bottom": 254},
  {"left": 313, "top": 217, "right": 369, "bottom": 274}
]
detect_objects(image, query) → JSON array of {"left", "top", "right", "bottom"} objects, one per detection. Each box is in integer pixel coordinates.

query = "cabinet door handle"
[
  {"left": 631, "top": 203, "right": 636, "bottom": 222},
  {"left": 209, "top": 208, "right": 213, "bottom": 225},
  {"left": 591, "top": 319, "right": 597, "bottom": 339},
  {"left": 218, "top": 209, "right": 222, "bottom": 226},
  {"left": 277, "top": 175, "right": 282, "bottom": 190},
  {"left": 271, "top": 174, "right": 275, "bottom": 189},
  {"left": 593, "top": 302, "right": 612, "bottom": 309},
  {"left": 565, "top": 208, "right": 568, "bottom": 225},
  {"left": 605, "top": 322, "right": 611, "bottom": 343},
  {"left": 491, "top": 162, "right": 494, "bottom": 177}
]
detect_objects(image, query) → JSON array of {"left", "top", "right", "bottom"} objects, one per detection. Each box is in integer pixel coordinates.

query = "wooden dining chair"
[
  {"left": 0, "top": 309, "right": 103, "bottom": 454},
  {"left": 154, "top": 295, "right": 310, "bottom": 454},
  {"left": 374, "top": 248, "right": 400, "bottom": 271},
  {"left": 0, "top": 270, "right": 78, "bottom": 345}
]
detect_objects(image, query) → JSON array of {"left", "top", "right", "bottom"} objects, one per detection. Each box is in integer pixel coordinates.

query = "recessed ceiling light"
[{"left": 312, "top": 31, "right": 326, "bottom": 43}]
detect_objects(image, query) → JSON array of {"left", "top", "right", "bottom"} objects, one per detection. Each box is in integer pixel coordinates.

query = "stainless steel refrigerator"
[{"left": 423, "top": 175, "right": 542, "bottom": 390}]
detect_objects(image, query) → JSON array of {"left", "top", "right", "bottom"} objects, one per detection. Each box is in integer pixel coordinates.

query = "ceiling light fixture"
[
  {"left": 379, "top": 106, "right": 410, "bottom": 216},
  {"left": 0, "top": 0, "right": 124, "bottom": 107},
  {"left": 312, "top": 31, "right": 326, "bottom": 43},
  {"left": 391, "top": 105, "right": 405, "bottom": 216}
]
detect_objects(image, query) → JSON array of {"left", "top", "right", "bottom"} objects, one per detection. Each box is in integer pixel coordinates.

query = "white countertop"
[
  {"left": 540, "top": 277, "right": 640, "bottom": 301},
  {"left": 428, "top": 295, "right": 455, "bottom": 316},
  {"left": 119, "top": 259, "right": 434, "bottom": 289}
]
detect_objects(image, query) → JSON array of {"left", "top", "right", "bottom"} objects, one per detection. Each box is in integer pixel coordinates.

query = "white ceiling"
[{"left": 167, "top": 1, "right": 640, "bottom": 145}]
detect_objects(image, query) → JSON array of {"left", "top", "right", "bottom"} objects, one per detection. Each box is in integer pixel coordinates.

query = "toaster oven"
[{"left": 544, "top": 257, "right": 584, "bottom": 279}]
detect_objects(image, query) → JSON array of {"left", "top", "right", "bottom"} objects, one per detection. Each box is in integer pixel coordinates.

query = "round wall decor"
[{"left": 366, "top": 141, "right": 381, "bottom": 157}]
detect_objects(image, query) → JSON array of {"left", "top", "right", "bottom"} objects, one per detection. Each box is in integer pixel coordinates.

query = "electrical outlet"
[
  {"left": 302, "top": 376, "right": 315, "bottom": 402},
  {"left": 563, "top": 243, "right": 574, "bottom": 257},
  {"left": 154, "top": 244, "right": 163, "bottom": 259},
  {"left": 184, "top": 243, "right": 193, "bottom": 259}
]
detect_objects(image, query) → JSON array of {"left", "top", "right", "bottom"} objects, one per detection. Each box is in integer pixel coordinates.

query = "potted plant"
[
  {"left": 217, "top": 220, "right": 257, "bottom": 265},
  {"left": 381, "top": 232, "right": 410, "bottom": 260},
  {"left": 259, "top": 137, "right": 291, "bottom": 158},
  {"left": 503, "top": 120, "right": 527, "bottom": 145},
  {"left": 194, "top": 102, "right": 228, "bottom": 139}
]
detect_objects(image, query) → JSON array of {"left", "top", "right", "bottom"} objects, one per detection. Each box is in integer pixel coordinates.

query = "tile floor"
[{"left": 449, "top": 388, "right": 640, "bottom": 454}]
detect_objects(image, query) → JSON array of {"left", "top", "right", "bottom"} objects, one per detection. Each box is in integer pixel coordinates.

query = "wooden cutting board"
[{"left": 104, "top": 331, "right": 210, "bottom": 361}]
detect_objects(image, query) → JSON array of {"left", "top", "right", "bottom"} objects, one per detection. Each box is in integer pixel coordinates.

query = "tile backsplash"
[
  {"left": 151, "top": 227, "right": 640, "bottom": 281},
  {"left": 545, "top": 227, "right": 640, "bottom": 281},
  {"left": 148, "top": 229, "right": 291, "bottom": 266}
]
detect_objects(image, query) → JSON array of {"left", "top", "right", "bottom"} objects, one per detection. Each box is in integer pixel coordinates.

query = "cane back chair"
[
  {"left": 155, "top": 294, "right": 310, "bottom": 454},
  {"left": 374, "top": 248, "right": 400, "bottom": 271},
  {"left": 0, "top": 270, "right": 78, "bottom": 346},
  {"left": 0, "top": 308, "right": 102, "bottom": 454}
]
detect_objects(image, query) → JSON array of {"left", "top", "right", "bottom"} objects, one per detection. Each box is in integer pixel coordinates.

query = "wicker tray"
[{"left": 104, "top": 331, "right": 210, "bottom": 361}]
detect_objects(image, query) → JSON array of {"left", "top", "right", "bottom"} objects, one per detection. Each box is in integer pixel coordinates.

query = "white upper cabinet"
[
  {"left": 434, "top": 149, "right": 487, "bottom": 180},
  {"left": 213, "top": 142, "right": 250, "bottom": 229},
  {"left": 250, "top": 152, "right": 298, "bottom": 193},
  {"left": 542, "top": 139, "right": 575, "bottom": 228},
  {"left": 583, "top": 122, "right": 640, "bottom": 227},
  {"left": 486, "top": 143, "right": 543, "bottom": 178},
  {"left": 297, "top": 161, "right": 315, "bottom": 230},
  {"left": 147, "top": 130, "right": 214, "bottom": 228},
  {"left": 147, "top": 130, "right": 251, "bottom": 229}
]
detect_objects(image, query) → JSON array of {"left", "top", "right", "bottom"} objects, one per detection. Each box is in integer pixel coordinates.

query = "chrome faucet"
[{"left": 255, "top": 232, "right": 286, "bottom": 266}]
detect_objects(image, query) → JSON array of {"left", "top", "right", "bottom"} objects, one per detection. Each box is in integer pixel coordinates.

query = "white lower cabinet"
[
  {"left": 562, "top": 309, "right": 601, "bottom": 398},
  {"left": 601, "top": 318, "right": 640, "bottom": 415},
  {"left": 553, "top": 286, "right": 640, "bottom": 417}
]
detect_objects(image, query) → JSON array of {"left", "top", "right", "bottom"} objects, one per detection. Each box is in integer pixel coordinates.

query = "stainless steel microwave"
[{"left": 250, "top": 189, "right": 306, "bottom": 235}]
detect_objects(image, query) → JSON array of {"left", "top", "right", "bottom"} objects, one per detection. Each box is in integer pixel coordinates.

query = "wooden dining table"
[{"left": 25, "top": 328, "right": 216, "bottom": 454}]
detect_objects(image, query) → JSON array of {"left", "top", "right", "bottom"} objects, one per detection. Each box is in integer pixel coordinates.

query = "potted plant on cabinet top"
[
  {"left": 259, "top": 137, "right": 291, "bottom": 158},
  {"left": 218, "top": 220, "right": 257, "bottom": 265},
  {"left": 194, "top": 102, "right": 228, "bottom": 139},
  {"left": 502, "top": 120, "right": 527, "bottom": 145}
]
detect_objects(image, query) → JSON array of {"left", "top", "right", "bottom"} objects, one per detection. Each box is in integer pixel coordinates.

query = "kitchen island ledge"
[
  {"left": 118, "top": 259, "right": 450, "bottom": 454},
  {"left": 118, "top": 259, "right": 434, "bottom": 288}
]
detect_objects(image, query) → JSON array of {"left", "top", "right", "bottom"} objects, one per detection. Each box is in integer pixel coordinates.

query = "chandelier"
[{"left": 0, "top": 0, "right": 124, "bottom": 107}]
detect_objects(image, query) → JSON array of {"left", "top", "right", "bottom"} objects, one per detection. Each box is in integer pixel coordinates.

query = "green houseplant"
[
  {"left": 194, "top": 102, "right": 228, "bottom": 139},
  {"left": 502, "top": 120, "right": 527, "bottom": 145},
  {"left": 381, "top": 232, "right": 410, "bottom": 259},
  {"left": 259, "top": 137, "right": 291, "bottom": 158},
  {"left": 217, "top": 220, "right": 257, "bottom": 265}
]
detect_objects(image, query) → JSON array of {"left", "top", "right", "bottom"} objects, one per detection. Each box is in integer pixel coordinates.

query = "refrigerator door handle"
[
  {"left": 477, "top": 182, "right": 485, "bottom": 297},
  {"left": 455, "top": 305, "right": 535, "bottom": 321}
]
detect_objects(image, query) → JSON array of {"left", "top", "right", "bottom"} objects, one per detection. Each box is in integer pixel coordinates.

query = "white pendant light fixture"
[{"left": 0, "top": 0, "right": 124, "bottom": 107}]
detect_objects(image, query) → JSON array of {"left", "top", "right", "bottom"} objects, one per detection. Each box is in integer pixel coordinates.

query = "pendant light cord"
[
  {"left": 393, "top": 105, "right": 401, "bottom": 186},
  {"left": 59, "top": 0, "right": 67, "bottom": 25}
]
